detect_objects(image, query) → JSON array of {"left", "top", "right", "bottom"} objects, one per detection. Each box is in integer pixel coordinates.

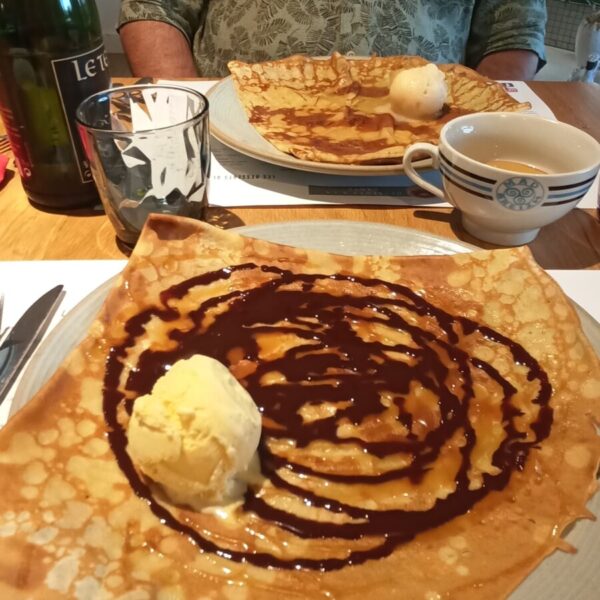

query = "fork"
[{"left": 0, "top": 135, "right": 11, "bottom": 154}]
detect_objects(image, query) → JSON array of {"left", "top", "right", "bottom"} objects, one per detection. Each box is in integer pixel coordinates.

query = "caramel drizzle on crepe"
[
  {"left": 104, "top": 263, "right": 553, "bottom": 571},
  {"left": 228, "top": 54, "right": 531, "bottom": 165}
]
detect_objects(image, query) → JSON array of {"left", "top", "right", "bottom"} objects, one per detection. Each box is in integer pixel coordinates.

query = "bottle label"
[{"left": 51, "top": 43, "right": 110, "bottom": 183}]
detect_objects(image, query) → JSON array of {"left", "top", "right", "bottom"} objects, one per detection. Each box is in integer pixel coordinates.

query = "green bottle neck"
[{"left": 0, "top": 0, "right": 104, "bottom": 54}]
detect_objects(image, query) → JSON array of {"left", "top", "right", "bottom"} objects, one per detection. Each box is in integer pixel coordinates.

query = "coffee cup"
[{"left": 403, "top": 112, "right": 600, "bottom": 245}]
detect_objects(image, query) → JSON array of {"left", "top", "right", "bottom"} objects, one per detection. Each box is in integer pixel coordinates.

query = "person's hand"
[{"left": 477, "top": 50, "right": 539, "bottom": 81}]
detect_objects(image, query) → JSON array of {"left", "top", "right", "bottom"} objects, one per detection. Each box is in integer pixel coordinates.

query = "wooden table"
[{"left": 0, "top": 82, "right": 598, "bottom": 269}]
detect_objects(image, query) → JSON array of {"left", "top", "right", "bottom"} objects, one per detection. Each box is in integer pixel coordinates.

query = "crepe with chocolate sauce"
[
  {"left": 227, "top": 54, "right": 531, "bottom": 165},
  {"left": 0, "top": 215, "right": 598, "bottom": 599}
]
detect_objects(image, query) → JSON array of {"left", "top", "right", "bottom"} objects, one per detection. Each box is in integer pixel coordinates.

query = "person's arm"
[
  {"left": 120, "top": 21, "right": 198, "bottom": 78},
  {"left": 476, "top": 49, "right": 539, "bottom": 80},
  {"left": 118, "top": 0, "right": 204, "bottom": 78},
  {"left": 467, "top": 0, "right": 547, "bottom": 80}
]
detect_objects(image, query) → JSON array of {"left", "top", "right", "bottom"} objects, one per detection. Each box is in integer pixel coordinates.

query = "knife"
[{"left": 0, "top": 285, "right": 64, "bottom": 405}]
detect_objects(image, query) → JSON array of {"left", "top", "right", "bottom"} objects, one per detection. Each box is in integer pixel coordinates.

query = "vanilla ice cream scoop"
[
  {"left": 127, "top": 355, "right": 262, "bottom": 509},
  {"left": 389, "top": 63, "right": 448, "bottom": 120}
]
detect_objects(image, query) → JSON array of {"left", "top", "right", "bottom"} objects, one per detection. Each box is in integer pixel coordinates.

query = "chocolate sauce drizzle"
[{"left": 103, "top": 264, "right": 553, "bottom": 571}]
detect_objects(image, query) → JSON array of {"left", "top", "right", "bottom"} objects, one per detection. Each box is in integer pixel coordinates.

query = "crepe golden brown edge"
[
  {"left": 227, "top": 53, "right": 531, "bottom": 164},
  {"left": 0, "top": 214, "right": 598, "bottom": 600}
]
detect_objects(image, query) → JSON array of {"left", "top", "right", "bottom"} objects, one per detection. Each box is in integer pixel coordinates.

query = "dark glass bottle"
[{"left": 0, "top": 0, "right": 110, "bottom": 209}]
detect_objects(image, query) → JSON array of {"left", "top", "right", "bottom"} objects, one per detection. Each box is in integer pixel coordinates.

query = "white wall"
[{"left": 97, "top": 0, "right": 123, "bottom": 53}]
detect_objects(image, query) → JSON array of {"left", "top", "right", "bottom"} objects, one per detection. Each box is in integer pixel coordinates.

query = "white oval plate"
[
  {"left": 10, "top": 221, "right": 600, "bottom": 600},
  {"left": 207, "top": 77, "right": 432, "bottom": 176}
]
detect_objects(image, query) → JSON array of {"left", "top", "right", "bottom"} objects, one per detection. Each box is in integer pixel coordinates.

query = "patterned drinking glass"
[{"left": 76, "top": 85, "right": 210, "bottom": 247}]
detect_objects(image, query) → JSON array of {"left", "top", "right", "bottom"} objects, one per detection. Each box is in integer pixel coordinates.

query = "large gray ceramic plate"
[
  {"left": 10, "top": 221, "right": 600, "bottom": 600},
  {"left": 206, "top": 77, "right": 432, "bottom": 176}
]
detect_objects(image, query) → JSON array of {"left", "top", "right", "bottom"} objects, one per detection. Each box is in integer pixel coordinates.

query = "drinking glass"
[{"left": 76, "top": 85, "right": 210, "bottom": 247}]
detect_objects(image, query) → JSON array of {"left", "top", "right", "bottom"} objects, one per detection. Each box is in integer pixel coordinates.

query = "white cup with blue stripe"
[{"left": 403, "top": 112, "right": 600, "bottom": 246}]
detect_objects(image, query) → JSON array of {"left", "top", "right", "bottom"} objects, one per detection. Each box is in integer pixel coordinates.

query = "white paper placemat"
[{"left": 159, "top": 79, "right": 598, "bottom": 210}]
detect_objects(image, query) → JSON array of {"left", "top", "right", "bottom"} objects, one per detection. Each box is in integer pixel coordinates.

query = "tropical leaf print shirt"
[{"left": 119, "top": 0, "right": 547, "bottom": 77}]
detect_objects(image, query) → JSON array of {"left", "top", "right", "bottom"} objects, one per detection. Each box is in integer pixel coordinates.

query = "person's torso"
[{"left": 194, "top": 0, "right": 477, "bottom": 76}]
